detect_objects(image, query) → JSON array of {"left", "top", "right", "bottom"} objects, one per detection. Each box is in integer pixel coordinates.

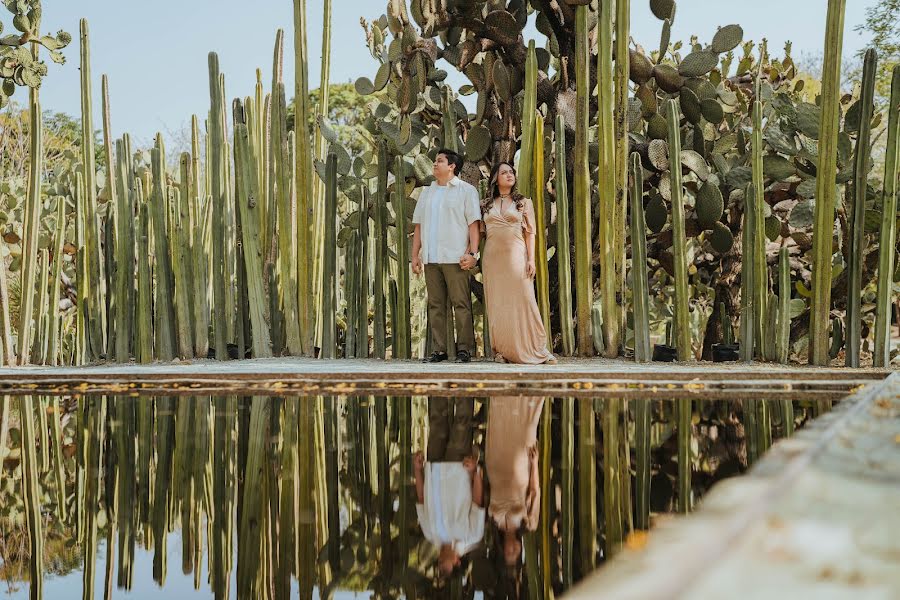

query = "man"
[{"left": 411, "top": 149, "right": 481, "bottom": 363}]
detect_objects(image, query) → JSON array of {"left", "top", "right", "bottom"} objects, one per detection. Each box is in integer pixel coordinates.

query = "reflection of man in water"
[{"left": 414, "top": 397, "right": 484, "bottom": 576}]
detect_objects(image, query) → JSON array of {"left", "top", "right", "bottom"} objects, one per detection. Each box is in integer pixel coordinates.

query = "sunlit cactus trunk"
[
  {"left": 150, "top": 135, "right": 177, "bottom": 361},
  {"left": 135, "top": 182, "right": 153, "bottom": 363},
  {"left": 312, "top": 0, "right": 333, "bottom": 350},
  {"left": 555, "top": 115, "right": 575, "bottom": 356},
  {"left": 810, "top": 0, "right": 847, "bottom": 366},
  {"left": 17, "top": 92, "right": 43, "bottom": 364},
  {"left": 776, "top": 246, "right": 792, "bottom": 365},
  {"left": 190, "top": 117, "right": 210, "bottom": 358},
  {"left": 321, "top": 153, "right": 338, "bottom": 359},
  {"left": 630, "top": 153, "right": 651, "bottom": 363},
  {"left": 173, "top": 159, "right": 195, "bottom": 359},
  {"left": 373, "top": 143, "right": 389, "bottom": 358},
  {"left": 46, "top": 199, "right": 66, "bottom": 365},
  {"left": 665, "top": 100, "right": 692, "bottom": 361},
  {"left": 393, "top": 156, "right": 412, "bottom": 359},
  {"left": 208, "top": 54, "right": 229, "bottom": 360},
  {"left": 573, "top": 5, "right": 594, "bottom": 356},
  {"left": 533, "top": 112, "right": 551, "bottom": 338},
  {"left": 293, "top": 0, "right": 315, "bottom": 355},
  {"left": 614, "top": 0, "right": 631, "bottom": 350},
  {"left": 846, "top": 49, "right": 876, "bottom": 367},
  {"left": 113, "top": 138, "right": 135, "bottom": 362},
  {"left": 79, "top": 19, "right": 107, "bottom": 361},
  {"left": 874, "top": 66, "right": 900, "bottom": 367},
  {"left": 101, "top": 74, "right": 118, "bottom": 357},
  {"left": 750, "top": 86, "right": 769, "bottom": 360},
  {"left": 234, "top": 100, "right": 274, "bottom": 358},
  {"left": 598, "top": 0, "right": 619, "bottom": 358}
]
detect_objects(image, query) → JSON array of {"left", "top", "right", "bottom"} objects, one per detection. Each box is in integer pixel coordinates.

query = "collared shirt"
[
  {"left": 416, "top": 462, "right": 485, "bottom": 556},
  {"left": 412, "top": 176, "right": 481, "bottom": 264}
]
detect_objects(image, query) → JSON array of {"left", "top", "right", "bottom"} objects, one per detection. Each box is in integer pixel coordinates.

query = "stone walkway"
[
  {"left": 566, "top": 372, "right": 900, "bottom": 599},
  {"left": 0, "top": 358, "right": 888, "bottom": 398}
]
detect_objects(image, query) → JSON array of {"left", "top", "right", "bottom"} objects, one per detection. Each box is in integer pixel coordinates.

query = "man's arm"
[
  {"left": 471, "top": 466, "right": 484, "bottom": 508},
  {"left": 411, "top": 224, "right": 423, "bottom": 275}
]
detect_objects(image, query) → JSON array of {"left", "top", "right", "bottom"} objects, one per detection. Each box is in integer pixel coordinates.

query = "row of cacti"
[{"left": 1, "top": 0, "right": 899, "bottom": 367}]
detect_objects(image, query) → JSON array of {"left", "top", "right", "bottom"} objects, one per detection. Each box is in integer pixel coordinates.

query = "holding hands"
[{"left": 459, "top": 253, "right": 477, "bottom": 271}]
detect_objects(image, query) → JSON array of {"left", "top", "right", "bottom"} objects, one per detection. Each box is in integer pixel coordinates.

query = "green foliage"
[{"left": 0, "top": 0, "right": 70, "bottom": 100}]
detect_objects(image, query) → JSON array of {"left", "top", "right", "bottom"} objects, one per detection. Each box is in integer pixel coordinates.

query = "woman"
[
  {"left": 485, "top": 396, "right": 544, "bottom": 572},
  {"left": 480, "top": 162, "right": 556, "bottom": 364}
]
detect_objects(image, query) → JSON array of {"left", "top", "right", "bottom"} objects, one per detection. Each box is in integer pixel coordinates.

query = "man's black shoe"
[
  {"left": 456, "top": 350, "right": 471, "bottom": 363},
  {"left": 423, "top": 351, "right": 449, "bottom": 363}
]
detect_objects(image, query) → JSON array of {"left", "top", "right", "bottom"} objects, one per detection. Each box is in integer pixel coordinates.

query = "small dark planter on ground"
[
  {"left": 652, "top": 344, "right": 678, "bottom": 362},
  {"left": 712, "top": 343, "right": 740, "bottom": 362}
]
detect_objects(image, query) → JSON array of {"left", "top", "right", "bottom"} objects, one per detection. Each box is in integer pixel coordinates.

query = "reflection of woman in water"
[{"left": 485, "top": 396, "right": 544, "bottom": 576}]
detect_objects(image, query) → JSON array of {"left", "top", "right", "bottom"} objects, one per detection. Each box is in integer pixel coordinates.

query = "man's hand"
[
  {"left": 462, "top": 456, "right": 477, "bottom": 475},
  {"left": 414, "top": 451, "right": 425, "bottom": 474},
  {"left": 459, "top": 254, "right": 477, "bottom": 271},
  {"left": 525, "top": 258, "right": 536, "bottom": 279},
  {"left": 412, "top": 256, "right": 423, "bottom": 275}
]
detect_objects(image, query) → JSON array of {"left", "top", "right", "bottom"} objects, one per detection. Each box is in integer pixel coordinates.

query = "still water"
[{"left": 0, "top": 395, "right": 809, "bottom": 599}]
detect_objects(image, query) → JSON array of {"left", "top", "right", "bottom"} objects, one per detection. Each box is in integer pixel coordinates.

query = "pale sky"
[{"left": 27, "top": 1, "right": 881, "bottom": 145}]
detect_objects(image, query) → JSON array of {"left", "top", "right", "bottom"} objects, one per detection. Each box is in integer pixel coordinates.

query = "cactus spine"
[
  {"left": 874, "top": 66, "right": 900, "bottom": 367},
  {"left": 846, "top": 49, "right": 876, "bottom": 367},
  {"left": 533, "top": 112, "right": 551, "bottom": 337},
  {"left": 598, "top": 0, "right": 619, "bottom": 357},
  {"left": 555, "top": 115, "right": 575, "bottom": 356},
  {"left": 810, "top": 0, "right": 847, "bottom": 365},
  {"left": 630, "top": 153, "right": 651, "bottom": 363},
  {"left": 666, "top": 99, "right": 692, "bottom": 361},
  {"left": 393, "top": 156, "right": 412, "bottom": 359},
  {"left": 574, "top": 5, "right": 594, "bottom": 356}
]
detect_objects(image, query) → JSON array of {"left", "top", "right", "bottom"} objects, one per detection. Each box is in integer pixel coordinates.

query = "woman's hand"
[{"left": 525, "top": 258, "right": 536, "bottom": 279}]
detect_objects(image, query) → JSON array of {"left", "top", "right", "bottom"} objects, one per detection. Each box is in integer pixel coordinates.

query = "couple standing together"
[{"left": 411, "top": 148, "right": 556, "bottom": 365}]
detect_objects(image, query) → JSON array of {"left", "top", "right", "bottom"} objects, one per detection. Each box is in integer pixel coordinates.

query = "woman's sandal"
[
  {"left": 494, "top": 353, "right": 507, "bottom": 363},
  {"left": 544, "top": 355, "right": 558, "bottom": 365}
]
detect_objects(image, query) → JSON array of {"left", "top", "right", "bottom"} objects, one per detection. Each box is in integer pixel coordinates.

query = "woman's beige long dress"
[
  {"left": 485, "top": 396, "right": 544, "bottom": 532},
  {"left": 482, "top": 198, "right": 555, "bottom": 364}
]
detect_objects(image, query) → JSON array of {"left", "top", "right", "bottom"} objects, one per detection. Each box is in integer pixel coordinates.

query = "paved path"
[
  {"left": 566, "top": 372, "right": 900, "bottom": 599},
  {"left": 0, "top": 358, "right": 888, "bottom": 398}
]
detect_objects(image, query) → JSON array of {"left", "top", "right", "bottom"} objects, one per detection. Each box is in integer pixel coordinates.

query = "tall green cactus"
[
  {"left": 17, "top": 94, "right": 42, "bottom": 364},
  {"left": 874, "top": 65, "right": 900, "bottom": 367},
  {"left": 113, "top": 138, "right": 135, "bottom": 362},
  {"left": 666, "top": 99, "right": 692, "bottom": 361},
  {"left": 374, "top": 143, "right": 389, "bottom": 358},
  {"left": 173, "top": 158, "right": 195, "bottom": 358},
  {"left": 293, "top": 0, "right": 315, "bottom": 355},
  {"left": 190, "top": 117, "right": 210, "bottom": 358},
  {"left": 574, "top": 5, "right": 594, "bottom": 356},
  {"left": 847, "top": 49, "right": 877, "bottom": 367},
  {"left": 150, "top": 135, "right": 177, "bottom": 361},
  {"left": 208, "top": 53, "right": 229, "bottom": 360},
  {"left": 79, "top": 19, "right": 107, "bottom": 361},
  {"left": 272, "top": 30, "right": 303, "bottom": 356},
  {"left": 47, "top": 199, "right": 66, "bottom": 365},
  {"left": 810, "top": 0, "right": 847, "bottom": 366},
  {"left": 555, "top": 115, "right": 575, "bottom": 356},
  {"left": 598, "top": 0, "right": 619, "bottom": 357},
  {"left": 751, "top": 80, "right": 768, "bottom": 360},
  {"left": 518, "top": 41, "right": 538, "bottom": 199},
  {"left": 776, "top": 246, "right": 791, "bottom": 364},
  {"left": 101, "top": 74, "right": 118, "bottom": 357},
  {"left": 322, "top": 153, "right": 338, "bottom": 359},
  {"left": 393, "top": 156, "right": 412, "bottom": 359},
  {"left": 614, "top": 0, "right": 631, "bottom": 349},
  {"left": 630, "top": 153, "right": 651, "bottom": 363},
  {"left": 533, "top": 112, "right": 551, "bottom": 337},
  {"left": 135, "top": 182, "right": 153, "bottom": 363},
  {"left": 234, "top": 100, "right": 273, "bottom": 358}
]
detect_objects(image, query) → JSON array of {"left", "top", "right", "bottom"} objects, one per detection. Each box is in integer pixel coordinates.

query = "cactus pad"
[
  {"left": 653, "top": 64, "right": 684, "bottom": 93},
  {"left": 700, "top": 98, "right": 724, "bottom": 124},
  {"left": 680, "top": 150, "right": 710, "bottom": 180},
  {"left": 355, "top": 77, "right": 376, "bottom": 96},
  {"left": 646, "top": 194, "right": 669, "bottom": 233},
  {"left": 629, "top": 50, "right": 654, "bottom": 84},
  {"left": 493, "top": 61, "right": 511, "bottom": 100},
  {"left": 696, "top": 181, "right": 724, "bottom": 227},
  {"left": 765, "top": 215, "right": 782, "bottom": 241},
  {"left": 711, "top": 25, "right": 744, "bottom": 54},
  {"left": 679, "top": 51, "right": 719, "bottom": 78},
  {"left": 466, "top": 125, "right": 492, "bottom": 161},
  {"left": 710, "top": 221, "right": 734, "bottom": 253},
  {"left": 649, "top": 139, "right": 670, "bottom": 171},
  {"left": 680, "top": 87, "right": 702, "bottom": 124},
  {"left": 647, "top": 113, "right": 668, "bottom": 140},
  {"left": 484, "top": 10, "right": 521, "bottom": 47},
  {"left": 763, "top": 154, "right": 796, "bottom": 181},
  {"left": 374, "top": 63, "right": 391, "bottom": 92},
  {"left": 650, "top": 0, "right": 676, "bottom": 20}
]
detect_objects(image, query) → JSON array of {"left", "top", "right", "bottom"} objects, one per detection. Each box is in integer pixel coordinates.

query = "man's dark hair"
[{"left": 437, "top": 148, "right": 465, "bottom": 176}]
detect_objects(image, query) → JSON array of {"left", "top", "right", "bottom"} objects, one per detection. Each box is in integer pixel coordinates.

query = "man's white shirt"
[{"left": 412, "top": 176, "right": 481, "bottom": 264}]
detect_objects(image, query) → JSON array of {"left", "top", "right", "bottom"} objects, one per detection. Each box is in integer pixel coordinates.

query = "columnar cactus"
[
  {"left": 809, "top": 0, "right": 847, "bottom": 366},
  {"left": 846, "top": 49, "right": 876, "bottom": 367},
  {"left": 555, "top": 115, "right": 575, "bottom": 356},
  {"left": 666, "top": 99, "right": 691, "bottom": 361},
  {"left": 874, "top": 66, "right": 900, "bottom": 367},
  {"left": 208, "top": 53, "right": 229, "bottom": 360},
  {"left": 533, "top": 112, "right": 551, "bottom": 337},
  {"left": 573, "top": 5, "right": 593, "bottom": 356}
]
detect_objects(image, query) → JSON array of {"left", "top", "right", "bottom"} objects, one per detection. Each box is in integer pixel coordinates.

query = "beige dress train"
[
  {"left": 482, "top": 198, "right": 555, "bottom": 364},
  {"left": 485, "top": 396, "right": 544, "bottom": 531}
]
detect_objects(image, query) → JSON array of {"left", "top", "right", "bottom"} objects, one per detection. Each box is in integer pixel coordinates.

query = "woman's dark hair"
[
  {"left": 486, "top": 516, "right": 525, "bottom": 598},
  {"left": 483, "top": 162, "right": 525, "bottom": 216},
  {"left": 437, "top": 148, "right": 465, "bottom": 176}
]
